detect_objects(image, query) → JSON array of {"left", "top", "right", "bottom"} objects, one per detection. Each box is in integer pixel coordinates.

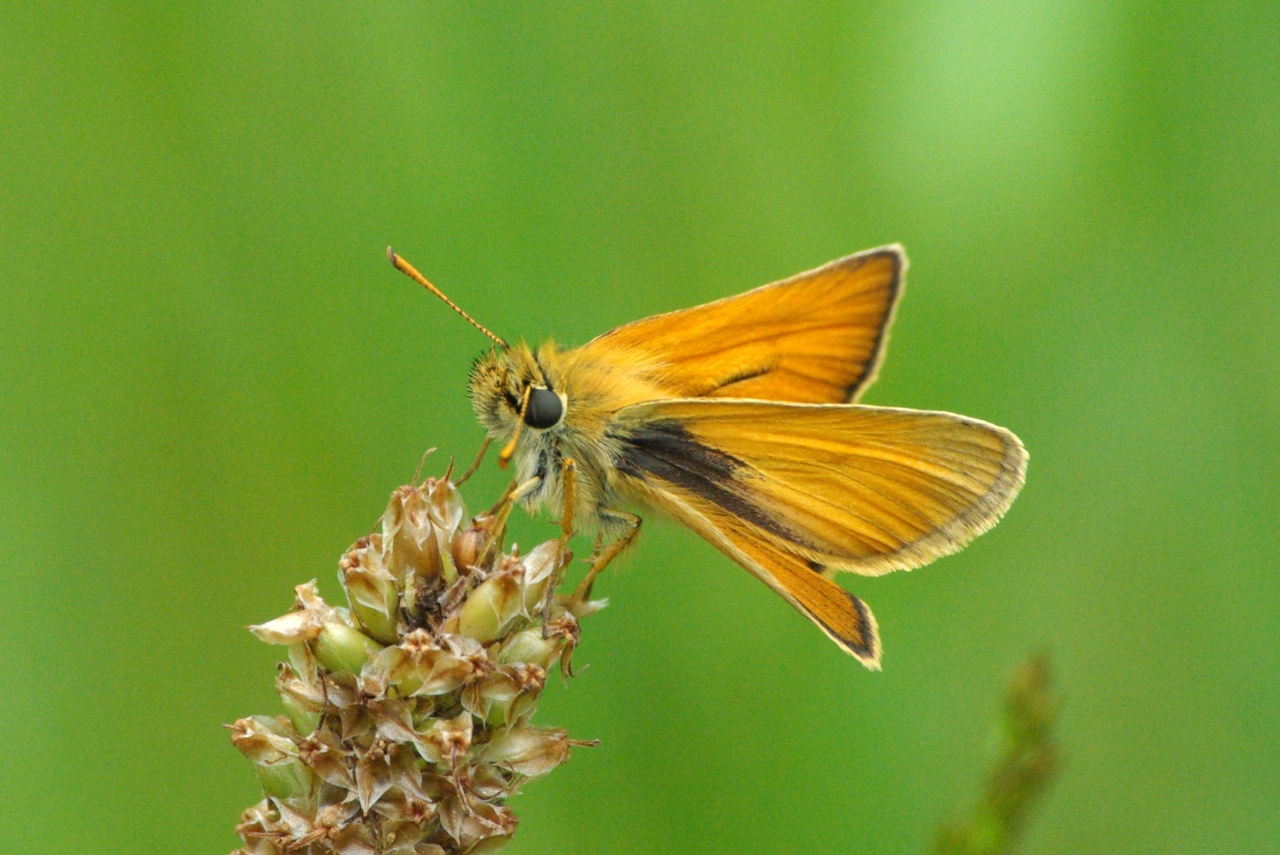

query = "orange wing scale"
[
  {"left": 614, "top": 399, "right": 1027, "bottom": 667},
  {"left": 580, "top": 246, "right": 904, "bottom": 404}
]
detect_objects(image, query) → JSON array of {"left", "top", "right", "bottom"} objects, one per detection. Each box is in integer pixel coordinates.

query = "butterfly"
[{"left": 390, "top": 246, "right": 1026, "bottom": 669}]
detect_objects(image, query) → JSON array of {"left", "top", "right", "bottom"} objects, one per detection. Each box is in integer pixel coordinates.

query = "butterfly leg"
[
  {"left": 558, "top": 457, "right": 577, "bottom": 548},
  {"left": 454, "top": 436, "right": 491, "bottom": 485},
  {"left": 539, "top": 458, "right": 578, "bottom": 627},
  {"left": 570, "top": 510, "right": 641, "bottom": 604},
  {"left": 479, "top": 473, "right": 543, "bottom": 567}
]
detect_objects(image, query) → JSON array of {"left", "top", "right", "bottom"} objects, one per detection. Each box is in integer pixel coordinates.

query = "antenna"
[{"left": 387, "top": 247, "right": 509, "bottom": 348}]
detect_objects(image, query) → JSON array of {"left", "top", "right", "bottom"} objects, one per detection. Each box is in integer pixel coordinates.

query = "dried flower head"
[{"left": 229, "top": 475, "right": 604, "bottom": 855}]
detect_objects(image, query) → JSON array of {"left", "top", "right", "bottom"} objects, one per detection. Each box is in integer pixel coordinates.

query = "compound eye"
[{"left": 523, "top": 386, "right": 564, "bottom": 429}]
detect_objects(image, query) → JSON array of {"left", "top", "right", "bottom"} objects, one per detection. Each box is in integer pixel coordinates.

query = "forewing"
[
  {"left": 579, "top": 246, "right": 904, "bottom": 403},
  {"left": 615, "top": 399, "right": 1027, "bottom": 578}
]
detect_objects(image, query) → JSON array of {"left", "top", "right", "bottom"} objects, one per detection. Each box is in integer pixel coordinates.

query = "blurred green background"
[{"left": 3, "top": 4, "right": 1277, "bottom": 853}]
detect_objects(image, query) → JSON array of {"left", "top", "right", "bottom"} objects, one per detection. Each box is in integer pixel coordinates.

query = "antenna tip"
[{"left": 386, "top": 246, "right": 399, "bottom": 266}]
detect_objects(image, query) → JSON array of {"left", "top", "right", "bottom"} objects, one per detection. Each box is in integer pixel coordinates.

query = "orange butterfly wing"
[
  {"left": 578, "top": 246, "right": 904, "bottom": 404},
  {"left": 612, "top": 399, "right": 1027, "bottom": 667}
]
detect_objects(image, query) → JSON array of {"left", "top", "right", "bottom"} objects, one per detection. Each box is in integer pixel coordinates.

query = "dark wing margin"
[{"left": 730, "top": 530, "right": 883, "bottom": 667}]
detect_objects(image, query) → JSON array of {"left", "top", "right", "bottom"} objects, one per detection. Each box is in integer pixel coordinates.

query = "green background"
[{"left": 3, "top": 4, "right": 1277, "bottom": 853}]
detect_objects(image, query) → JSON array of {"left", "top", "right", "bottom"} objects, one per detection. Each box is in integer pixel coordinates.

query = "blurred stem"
[{"left": 935, "top": 653, "right": 1061, "bottom": 855}]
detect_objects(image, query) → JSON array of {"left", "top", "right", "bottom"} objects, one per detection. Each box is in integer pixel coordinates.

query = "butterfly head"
[{"left": 470, "top": 343, "right": 569, "bottom": 466}]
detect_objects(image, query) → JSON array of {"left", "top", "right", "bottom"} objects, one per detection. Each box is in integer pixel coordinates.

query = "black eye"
[{"left": 524, "top": 386, "right": 563, "bottom": 429}]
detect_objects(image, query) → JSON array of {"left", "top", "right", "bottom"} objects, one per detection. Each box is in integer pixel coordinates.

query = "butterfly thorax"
[{"left": 469, "top": 340, "right": 669, "bottom": 536}]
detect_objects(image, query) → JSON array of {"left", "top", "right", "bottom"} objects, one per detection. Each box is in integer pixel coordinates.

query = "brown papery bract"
[{"left": 229, "top": 475, "right": 604, "bottom": 855}]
